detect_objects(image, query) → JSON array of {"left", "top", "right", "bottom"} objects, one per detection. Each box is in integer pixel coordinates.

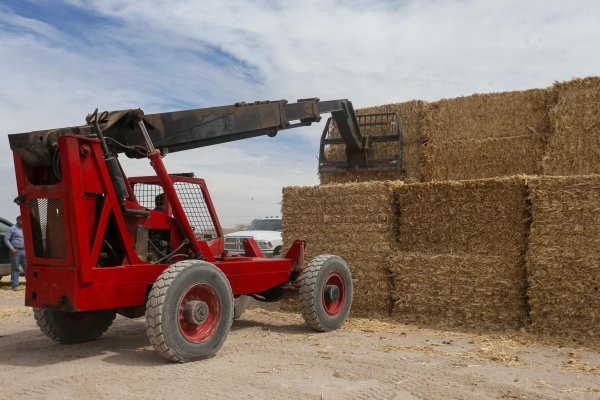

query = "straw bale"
[
  {"left": 526, "top": 175, "right": 600, "bottom": 341},
  {"left": 282, "top": 182, "right": 397, "bottom": 316},
  {"left": 350, "top": 263, "right": 392, "bottom": 317},
  {"left": 388, "top": 252, "right": 527, "bottom": 330},
  {"left": 319, "top": 100, "right": 429, "bottom": 184},
  {"left": 319, "top": 170, "right": 401, "bottom": 185},
  {"left": 423, "top": 88, "right": 552, "bottom": 142},
  {"left": 542, "top": 77, "right": 600, "bottom": 175},
  {"left": 395, "top": 177, "right": 528, "bottom": 257},
  {"left": 422, "top": 134, "right": 546, "bottom": 181}
]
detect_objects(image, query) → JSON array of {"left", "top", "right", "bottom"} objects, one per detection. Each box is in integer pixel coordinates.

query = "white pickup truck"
[{"left": 224, "top": 217, "right": 282, "bottom": 258}]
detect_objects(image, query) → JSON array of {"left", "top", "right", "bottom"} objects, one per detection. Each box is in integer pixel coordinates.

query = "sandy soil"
[{"left": 0, "top": 281, "right": 599, "bottom": 400}]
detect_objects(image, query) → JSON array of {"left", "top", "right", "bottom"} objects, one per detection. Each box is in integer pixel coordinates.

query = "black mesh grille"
[
  {"left": 27, "top": 198, "right": 67, "bottom": 259},
  {"left": 134, "top": 183, "right": 163, "bottom": 210},
  {"left": 133, "top": 182, "right": 218, "bottom": 240},
  {"left": 174, "top": 182, "right": 217, "bottom": 240}
]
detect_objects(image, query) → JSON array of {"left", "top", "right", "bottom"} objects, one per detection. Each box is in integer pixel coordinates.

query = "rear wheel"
[
  {"left": 299, "top": 255, "right": 353, "bottom": 332},
  {"left": 34, "top": 308, "right": 116, "bottom": 343},
  {"left": 145, "top": 260, "right": 233, "bottom": 363},
  {"left": 233, "top": 295, "right": 251, "bottom": 319}
]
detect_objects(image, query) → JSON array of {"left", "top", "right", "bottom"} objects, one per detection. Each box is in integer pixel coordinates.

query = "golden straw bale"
[
  {"left": 422, "top": 134, "right": 546, "bottom": 181},
  {"left": 319, "top": 170, "right": 401, "bottom": 185},
  {"left": 423, "top": 88, "right": 553, "bottom": 142},
  {"left": 350, "top": 265, "right": 392, "bottom": 317},
  {"left": 388, "top": 252, "right": 527, "bottom": 330},
  {"left": 282, "top": 182, "right": 397, "bottom": 316},
  {"left": 542, "top": 77, "right": 600, "bottom": 175},
  {"left": 526, "top": 175, "right": 600, "bottom": 341},
  {"left": 394, "top": 177, "right": 528, "bottom": 257}
]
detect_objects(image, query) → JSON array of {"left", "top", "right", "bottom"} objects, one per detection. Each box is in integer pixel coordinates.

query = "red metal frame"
[{"left": 13, "top": 134, "right": 305, "bottom": 312}]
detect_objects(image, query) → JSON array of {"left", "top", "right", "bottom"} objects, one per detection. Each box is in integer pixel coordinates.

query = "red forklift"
[{"left": 8, "top": 98, "right": 401, "bottom": 362}]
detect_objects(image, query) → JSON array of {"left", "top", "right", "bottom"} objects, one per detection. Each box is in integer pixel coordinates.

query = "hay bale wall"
[
  {"left": 281, "top": 182, "right": 397, "bottom": 317},
  {"left": 542, "top": 77, "right": 600, "bottom": 175},
  {"left": 526, "top": 175, "right": 600, "bottom": 342},
  {"left": 282, "top": 178, "right": 530, "bottom": 329},
  {"left": 289, "top": 76, "right": 600, "bottom": 343}
]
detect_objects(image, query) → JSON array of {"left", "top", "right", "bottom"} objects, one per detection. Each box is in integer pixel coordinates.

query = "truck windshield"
[{"left": 246, "top": 219, "right": 281, "bottom": 231}]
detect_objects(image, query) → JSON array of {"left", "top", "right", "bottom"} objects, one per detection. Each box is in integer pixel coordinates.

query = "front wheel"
[
  {"left": 299, "top": 255, "right": 353, "bottom": 332},
  {"left": 145, "top": 260, "right": 234, "bottom": 363}
]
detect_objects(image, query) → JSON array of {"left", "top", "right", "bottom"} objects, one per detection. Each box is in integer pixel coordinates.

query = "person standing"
[{"left": 4, "top": 216, "right": 27, "bottom": 290}]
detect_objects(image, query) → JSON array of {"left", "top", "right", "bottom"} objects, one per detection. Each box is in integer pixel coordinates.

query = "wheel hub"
[
  {"left": 182, "top": 300, "right": 209, "bottom": 325},
  {"left": 325, "top": 285, "right": 340, "bottom": 303}
]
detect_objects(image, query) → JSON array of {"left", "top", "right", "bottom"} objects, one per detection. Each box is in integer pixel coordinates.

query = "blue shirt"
[{"left": 5, "top": 223, "right": 25, "bottom": 250}]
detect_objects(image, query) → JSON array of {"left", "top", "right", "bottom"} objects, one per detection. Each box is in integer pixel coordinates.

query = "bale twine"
[
  {"left": 542, "top": 77, "right": 600, "bottom": 175},
  {"left": 422, "top": 134, "right": 546, "bottom": 181},
  {"left": 423, "top": 88, "right": 552, "bottom": 142},
  {"left": 388, "top": 252, "right": 527, "bottom": 330},
  {"left": 281, "top": 182, "right": 397, "bottom": 316},
  {"left": 394, "top": 177, "right": 529, "bottom": 257},
  {"left": 526, "top": 175, "right": 600, "bottom": 342}
]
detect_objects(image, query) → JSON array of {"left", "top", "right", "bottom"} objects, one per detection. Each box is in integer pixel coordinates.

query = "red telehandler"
[{"left": 8, "top": 98, "right": 401, "bottom": 362}]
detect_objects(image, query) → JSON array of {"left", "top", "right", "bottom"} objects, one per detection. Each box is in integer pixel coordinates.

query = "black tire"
[
  {"left": 145, "top": 260, "right": 234, "bottom": 363},
  {"left": 233, "top": 295, "right": 251, "bottom": 319},
  {"left": 273, "top": 246, "right": 282, "bottom": 258},
  {"left": 299, "top": 255, "right": 353, "bottom": 332},
  {"left": 33, "top": 307, "right": 116, "bottom": 343}
]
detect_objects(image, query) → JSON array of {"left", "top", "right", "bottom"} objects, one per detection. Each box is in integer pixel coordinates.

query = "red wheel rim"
[
  {"left": 178, "top": 283, "right": 221, "bottom": 343},
  {"left": 322, "top": 271, "right": 345, "bottom": 316}
]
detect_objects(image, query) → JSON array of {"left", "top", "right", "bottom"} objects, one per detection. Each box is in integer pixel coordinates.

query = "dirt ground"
[{"left": 1, "top": 281, "right": 599, "bottom": 400}]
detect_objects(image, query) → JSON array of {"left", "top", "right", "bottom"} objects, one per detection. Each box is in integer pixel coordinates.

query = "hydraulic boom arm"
[{"left": 9, "top": 98, "right": 361, "bottom": 165}]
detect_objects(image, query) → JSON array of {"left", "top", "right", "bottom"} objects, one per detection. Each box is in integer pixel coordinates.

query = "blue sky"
[{"left": 1, "top": 0, "right": 600, "bottom": 226}]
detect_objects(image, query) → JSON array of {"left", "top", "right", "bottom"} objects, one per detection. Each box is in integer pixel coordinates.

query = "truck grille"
[
  {"left": 224, "top": 237, "right": 245, "bottom": 254},
  {"left": 27, "top": 198, "right": 67, "bottom": 259}
]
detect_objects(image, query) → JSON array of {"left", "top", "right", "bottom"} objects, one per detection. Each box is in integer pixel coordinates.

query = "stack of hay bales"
[
  {"left": 422, "top": 89, "right": 552, "bottom": 181},
  {"left": 284, "top": 76, "right": 600, "bottom": 342},
  {"left": 389, "top": 177, "right": 529, "bottom": 329},
  {"left": 526, "top": 175, "right": 600, "bottom": 342},
  {"left": 320, "top": 101, "right": 430, "bottom": 184},
  {"left": 281, "top": 182, "right": 396, "bottom": 317},
  {"left": 542, "top": 77, "right": 600, "bottom": 175}
]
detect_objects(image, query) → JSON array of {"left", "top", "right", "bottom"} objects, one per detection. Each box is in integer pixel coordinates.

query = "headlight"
[{"left": 256, "top": 240, "right": 273, "bottom": 249}]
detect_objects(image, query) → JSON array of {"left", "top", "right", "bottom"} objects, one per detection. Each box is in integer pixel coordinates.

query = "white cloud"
[{"left": 1, "top": 0, "right": 600, "bottom": 225}]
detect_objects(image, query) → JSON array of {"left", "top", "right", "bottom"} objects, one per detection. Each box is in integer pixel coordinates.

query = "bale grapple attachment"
[{"left": 318, "top": 112, "right": 403, "bottom": 173}]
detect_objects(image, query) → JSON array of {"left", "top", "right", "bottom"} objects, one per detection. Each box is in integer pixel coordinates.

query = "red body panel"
[{"left": 13, "top": 135, "right": 304, "bottom": 312}]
